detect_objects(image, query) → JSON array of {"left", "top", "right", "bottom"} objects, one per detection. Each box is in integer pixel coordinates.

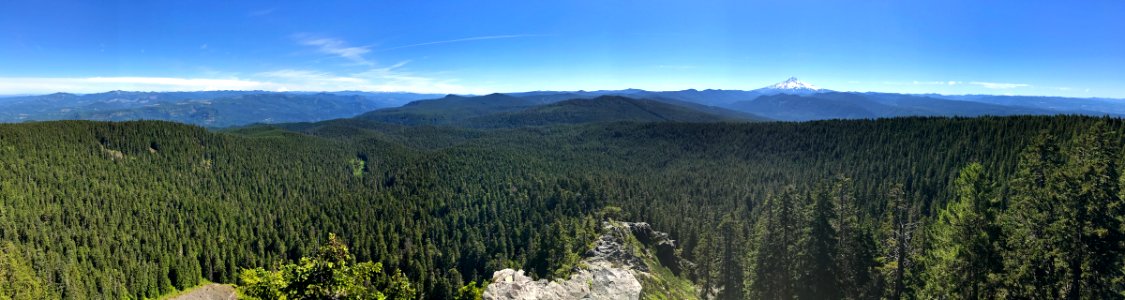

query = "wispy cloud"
[
  {"left": 257, "top": 69, "right": 366, "bottom": 84},
  {"left": 378, "top": 34, "right": 542, "bottom": 51},
  {"left": 910, "top": 80, "right": 961, "bottom": 85},
  {"left": 284, "top": 34, "right": 488, "bottom": 93},
  {"left": 295, "top": 35, "right": 373, "bottom": 65},
  {"left": 0, "top": 77, "right": 271, "bottom": 94},
  {"left": 248, "top": 8, "right": 276, "bottom": 17},
  {"left": 879, "top": 80, "right": 1030, "bottom": 89},
  {"left": 970, "top": 81, "right": 1031, "bottom": 89},
  {"left": 0, "top": 33, "right": 522, "bottom": 95},
  {"left": 0, "top": 70, "right": 489, "bottom": 94},
  {"left": 256, "top": 65, "right": 487, "bottom": 94}
]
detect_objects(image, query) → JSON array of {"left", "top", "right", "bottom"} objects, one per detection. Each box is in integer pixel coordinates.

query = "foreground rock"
[
  {"left": 169, "top": 284, "right": 236, "bottom": 300},
  {"left": 482, "top": 221, "right": 695, "bottom": 300},
  {"left": 484, "top": 268, "right": 641, "bottom": 300}
]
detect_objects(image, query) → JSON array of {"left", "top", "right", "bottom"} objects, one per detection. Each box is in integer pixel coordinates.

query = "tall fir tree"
[
  {"left": 797, "top": 186, "right": 841, "bottom": 300},
  {"left": 918, "top": 163, "right": 1003, "bottom": 299},
  {"left": 830, "top": 177, "right": 878, "bottom": 300},
  {"left": 1002, "top": 125, "right": 1125, "bottom": 299},
  {"left": 879, "top": 185, "right": 920, "bottom": 300},
  {"left": 1061, "top": 122, "right": 1125, "bottom": 298},
  {"left": 1000, "top": 132, "right": 1067, "bottom": 298},
  {"left": 748, "top": 187, "right": 800, "bottom": 300}
]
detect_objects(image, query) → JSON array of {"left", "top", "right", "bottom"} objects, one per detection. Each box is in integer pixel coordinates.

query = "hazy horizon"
[
  {"left": 2, "top": 0, "right": 1123, "bottom": 97},
  {"left": 3, "top": 81, "right": 1125, "bottom": 101}
]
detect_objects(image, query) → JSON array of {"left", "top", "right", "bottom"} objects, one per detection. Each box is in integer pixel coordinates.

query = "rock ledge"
[{"left": 482, "top": 221, "right": 689, "bottom": 300}]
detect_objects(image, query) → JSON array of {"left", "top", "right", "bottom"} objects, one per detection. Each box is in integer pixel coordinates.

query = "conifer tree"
[
  {"left": 1002, "top": 125, "right": 1125, "bottom": 299},
  {"left": 919, "top": 163, "right": 1002, "bottom": 299},
  {"left": 879, "top": 185, "right": 919, "bottom": 300},
  {"left": 749, "top": 188, "right": 800, "bottom": 300},
  {"left": 1000, "top": 132, "right": 1066, "bottom": 298},
  {"left": 830, "top": 177, "right": 877, "bottom": 300},
  {"left": 797, "top": 187, "right": 841, "bottom": 300},
  {"left": 1060, "top": 122, "right": 1124, "bottom": 298}
]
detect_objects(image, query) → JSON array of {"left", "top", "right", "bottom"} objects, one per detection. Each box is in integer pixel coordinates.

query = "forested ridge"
[{"left": 1, "top": 116, "right": 1123, "bottom": 299}]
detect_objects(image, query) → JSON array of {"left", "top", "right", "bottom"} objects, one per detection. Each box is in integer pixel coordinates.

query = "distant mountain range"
[
  {"left": 0, "top": 90, "right": 440, "bottom": 127},
  {"left": 2, "top": 78, "right": 1123, "bottom": 126}
]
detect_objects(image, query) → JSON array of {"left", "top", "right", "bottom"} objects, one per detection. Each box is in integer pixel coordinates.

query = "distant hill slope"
[
  {"left": 931, "top": 94, "right": 1125, "bottom": 116},
  {"left": 6, "top": 79, "right": 1125, "bottom": 126},
  {"left": 731, "top": 92, "right": 1057, "bottom": 121},
  {"left": 497, "top": 78, "right": 1125, "bottom": 120},
  {"left": 79, "top": 93, "right": 397, "bottom": 127},
  {"left": 0, "top": 91, "right": 439, "bottom": 127},
  {"left": 355, "top": 93, "right": 538, "bottom": 125},
  {"left": 464, "top": 95, "right": 762, "bottom": 127}
]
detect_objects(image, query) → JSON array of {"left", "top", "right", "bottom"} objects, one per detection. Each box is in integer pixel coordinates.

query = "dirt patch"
[{"left": 169, "top": 284, "right": 236, "bottom": 300}]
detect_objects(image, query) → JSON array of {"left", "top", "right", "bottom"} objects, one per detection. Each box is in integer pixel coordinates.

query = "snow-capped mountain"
[
  {"left": 753, "top": 77, "right": 828, "bottom": 95},
  {"left": 768, "top": 77, "right": 822, "bottom": 90}
]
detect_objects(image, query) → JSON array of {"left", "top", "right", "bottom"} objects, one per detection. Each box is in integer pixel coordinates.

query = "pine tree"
[
  {"left": 749, "top": 187, "right": 800, "bottom": 300},
  {"left": 879, "top": 185, "right": 919, "bottom": 300},
  {"left": 797, "top": 186, "right": 841, "bottom": 299},
  {"left": 1002, "top": 125, "right": 1125, "bottom": 299},
  {"left": 830, "top": 177, "right": 878, "bottom": 300},
  {"left": 1000, "top": 132, "right": 1066, "bottom": 298},
  {"left": 715, "top": 212, "right": 748, "bottom": 300},
  {"left": 0, "top": 242, "right": 54, "bottom": 300},
  {"left": 918, "top": 163, "right": 1002, "bottom": 299},
  {"left": 1062, "top": 122, "right": 1124, "bottom": 298}
]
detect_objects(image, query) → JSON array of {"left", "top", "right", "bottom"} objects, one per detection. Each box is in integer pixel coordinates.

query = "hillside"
[
  {"left": 462, "top": 95, "right": 761, "bottom": 127},
  {"left": 355, "top": 93, "right": 538, "bottom": 125},
  {"left": 731, "top": 92, "right": 1056, "bottom": 121}
]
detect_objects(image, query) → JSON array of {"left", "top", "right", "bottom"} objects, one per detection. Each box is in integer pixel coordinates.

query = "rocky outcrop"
[
  {"left": 620, "top": 222, "right": 692, "bottom": 276},
  {"left": 483, "top": 268, "right": 641, "bottom": 300},
  {"left": 482, "top": 221, "right": 693, "bottom": 300}
]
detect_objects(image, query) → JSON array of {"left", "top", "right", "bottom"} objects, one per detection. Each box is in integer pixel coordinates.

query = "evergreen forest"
[{"left": 0, "top": 116, "right": 1123, "bottom": 299}]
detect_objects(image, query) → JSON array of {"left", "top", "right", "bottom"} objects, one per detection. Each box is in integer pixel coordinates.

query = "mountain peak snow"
[{"left": 766, "top": 77, "right": 822, "bottom": 91}]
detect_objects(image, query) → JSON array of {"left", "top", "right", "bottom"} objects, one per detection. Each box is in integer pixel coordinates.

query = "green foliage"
[
  {"left": 239, "top": 234, "right": 416, "bottom": 300},
  {"left": 999, "top": 124, "right": 1125, "bottom": 299},
  {"left": 797, "top": 187, "right": 841, "bottom": 300},
  {"left": 348, "top": 158, "right": 366, "bottom": 178},
  {"left": 598, "top": 206, "right": 624, "bottom": 221},
  {"left": 0, "top": 242, "right": 53, "bottom": 300},
  {"left": 527, "top": 217, "right": 599, "bottom": 279},
  {"left": 745, "top": 179, "right": 879, "bottom": 300},
  {"left": 918, "top": 163, "right": 1003, "bottom": 299},
  {"left": 829, "top": 177, "right": 879, "bottom": 300},
  {"left": 240, "top": 268, "right": 285, "bottom": 300},
  {"left": 463, "top": 96, "right": 759, "bottom": 128},
  {"left": 453, "top": 281, "right": 484, "bottom": 300},
  {"left": 877, "top": 184, "right": 923, "bottom": 300},
  {"left": 747, "top": 187, "right": 800, "bottom": 300}
]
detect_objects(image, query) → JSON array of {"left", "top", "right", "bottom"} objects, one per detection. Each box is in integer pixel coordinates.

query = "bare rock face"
[
  {"left": 482, "top": 268, "right": 641, "bottom": 300},
  {"left": 622, "top": 222, "right": 691, "bottom": 276},
  {"left": 482, "top": 221, "right": 690, "bottom": 300}
]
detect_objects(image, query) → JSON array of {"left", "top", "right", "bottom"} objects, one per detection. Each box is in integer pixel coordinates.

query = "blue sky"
[{"left": 1, "top": 0, "right": 1123, "bottom": 97}]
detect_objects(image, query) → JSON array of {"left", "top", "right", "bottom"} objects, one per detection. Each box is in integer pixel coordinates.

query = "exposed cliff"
[{"left": 482, "top": 221, "right": 697, "bottom": 300}]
